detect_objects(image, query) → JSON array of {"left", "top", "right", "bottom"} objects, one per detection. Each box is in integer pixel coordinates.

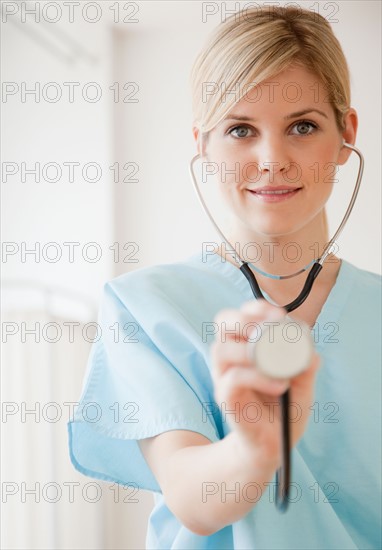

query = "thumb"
[{"left": 291, "top": 352, "right": 322, "bottom": 389}]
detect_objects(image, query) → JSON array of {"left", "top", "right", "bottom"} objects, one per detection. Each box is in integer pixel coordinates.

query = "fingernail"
[
  {"left": 241, "top": 300, "right": 262, "bottom": 314},
  {"left": 273, "top": 379, "right": 290, "bottom": 390},
  {"left": 265, "top": 309, "right": 286, "bottom": 321}
]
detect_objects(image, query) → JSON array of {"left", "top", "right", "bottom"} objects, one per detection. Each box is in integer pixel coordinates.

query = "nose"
[{"left": 254, "top": 133, "right": 291, "bottom": 182}]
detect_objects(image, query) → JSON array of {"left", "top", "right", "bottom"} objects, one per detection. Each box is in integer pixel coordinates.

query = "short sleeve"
[{"left": 67, "top": 278, "right": 220, "bottom": 493}]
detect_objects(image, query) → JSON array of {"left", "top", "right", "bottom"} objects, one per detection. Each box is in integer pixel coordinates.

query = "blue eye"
[
  {"left": 226, "top": 120, "right": 318, "bottom": 139},
  {"left": 291, "top": 120, "right": 318, "bottom": 136},
  {"left": 228, "top": 125, "right": 254, "bottom": 138}
]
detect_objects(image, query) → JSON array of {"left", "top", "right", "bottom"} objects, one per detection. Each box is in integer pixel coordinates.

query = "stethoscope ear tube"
[
  {"left": 189, "top": 142, "right": 364, "bottom": 271},
  {"left": 189, "top": 142, "right": 364, "bottom": 512}
]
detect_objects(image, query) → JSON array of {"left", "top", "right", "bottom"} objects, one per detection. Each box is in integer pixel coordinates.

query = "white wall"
[
  {"left": 2, "top": 11, "right": 115, "bottom": 300},
  {"left": 1, "top": 5, "right": 152, "bottom": 549}
]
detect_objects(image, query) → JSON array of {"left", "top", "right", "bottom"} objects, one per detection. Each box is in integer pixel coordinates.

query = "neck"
[{"left": 213, "top": 214, "right": 341, "bottom": 301}]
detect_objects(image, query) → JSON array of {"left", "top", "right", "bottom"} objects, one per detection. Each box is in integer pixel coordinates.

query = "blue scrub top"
[{"left": 68, "top": 251, "right": 382, "bottom": 549}]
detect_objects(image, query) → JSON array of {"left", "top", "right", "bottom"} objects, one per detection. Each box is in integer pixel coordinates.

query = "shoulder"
[
  {"left": 97, "top": 252, "right": 245, "bottom": 336},
  {"left": 97, "top": 253, "right": 232, "bottom": 330},
  {"left": 102, "top": 251, "right": 238, "bottom": 310},
  {"left": 105, "top": 253, "right": 211, "bottom": 299},
  {"left": 342, "top": 259, "right": 381, "bottom": 291},
  {"left": 339, "top": 260, "right": 381, "bottom": 329}
]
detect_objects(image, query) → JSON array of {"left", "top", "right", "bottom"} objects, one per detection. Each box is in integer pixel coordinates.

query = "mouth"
[{"left": 247, "top": 186, "right": 302, "bottom": 202}]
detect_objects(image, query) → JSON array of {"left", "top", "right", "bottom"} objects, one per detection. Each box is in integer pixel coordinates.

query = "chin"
[{"left": 246, "top": 220, "right": 299, "bottom": 239}]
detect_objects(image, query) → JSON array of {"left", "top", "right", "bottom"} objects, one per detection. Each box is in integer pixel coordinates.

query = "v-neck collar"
[{"left": 189, "top": 251, "right": 356, "bottom": 340}]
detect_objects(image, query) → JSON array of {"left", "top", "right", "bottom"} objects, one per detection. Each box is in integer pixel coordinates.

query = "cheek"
[
  {"left": 209, "top": 149, "right": 256, "bottom": 188},
  {"left": 300, "top": 142, "right": 340, "bottom": 184},
  {"left": 206, "top": 137, "right": 248, "bottom": 168}
]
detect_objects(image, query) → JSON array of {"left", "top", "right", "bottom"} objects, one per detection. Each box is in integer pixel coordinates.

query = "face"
[{"left": 197, "top": 65, "right": 356, "bottom": 238}]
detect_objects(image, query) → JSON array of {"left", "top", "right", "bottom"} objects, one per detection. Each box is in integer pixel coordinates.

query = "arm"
[
  {"left": 138, "top": 428, "right": 279, "bottom": 537},
  {"left": 139, "top": 299, "right": 321, "bottom": 536}
]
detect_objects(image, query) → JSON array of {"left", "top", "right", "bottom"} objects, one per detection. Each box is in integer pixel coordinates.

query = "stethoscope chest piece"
[{"left": 249, "top": 317, "right": 314, "bottom": 379}]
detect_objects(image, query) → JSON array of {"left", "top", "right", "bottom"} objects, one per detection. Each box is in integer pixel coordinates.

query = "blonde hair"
[
  {"left": 190, "top": 5, "right": 350, "bottom": 133},
  {"left": 190, "top": 5, "right": 351, "bottom": 240}
]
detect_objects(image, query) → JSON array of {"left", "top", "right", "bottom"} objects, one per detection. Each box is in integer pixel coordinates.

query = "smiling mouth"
[
  {"left": 255, "top": 189, "right": 296, "bottom": 195},
  {"left": 247, "top": 187, "right": 301, "bottom": 202}
]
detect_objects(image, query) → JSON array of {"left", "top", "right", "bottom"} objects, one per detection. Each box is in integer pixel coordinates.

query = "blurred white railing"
[{"left": 1, "top": 279, "right": 108, "bottom": 550}]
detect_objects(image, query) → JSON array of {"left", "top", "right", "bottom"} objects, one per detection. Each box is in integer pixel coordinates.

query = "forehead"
[{"left": 231, "top": 65, "right": 331, "bottom": 114}]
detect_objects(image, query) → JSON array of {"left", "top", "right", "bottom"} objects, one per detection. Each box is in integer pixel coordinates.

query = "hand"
[{"left": 209, "top": 299, "right": 321, "bottom": 468}]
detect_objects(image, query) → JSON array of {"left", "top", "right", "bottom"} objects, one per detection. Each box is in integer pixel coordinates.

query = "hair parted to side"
[{"left": 190, "top": 6, "right": 351, "bottom": 136}]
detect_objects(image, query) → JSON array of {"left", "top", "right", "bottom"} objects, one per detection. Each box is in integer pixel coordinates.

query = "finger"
[
  {"left": 290, "top": 352, "right": 321, "bottom": 389},
  {"left": 213, "top": 300, "right": 286, "bottom": 342},
  {"left": 214, "top": 299, "right": 284, "bottom": 325},
  {"left": 240, "top": 299, "right": 286, "bottom": 321},
  {"left": 210, "top": 339, "right": 252, "bottom": 375},
  {"left": 214, "top": 365, "right": 290, "bottom": 402}
]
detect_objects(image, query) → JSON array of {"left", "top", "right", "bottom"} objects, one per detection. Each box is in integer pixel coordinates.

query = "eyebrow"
[{"left": 223, "top": 109, "right": 329, "bottom": 122}]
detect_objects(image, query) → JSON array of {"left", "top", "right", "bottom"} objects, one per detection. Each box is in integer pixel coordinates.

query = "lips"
[
  {"left": 256, "top": 189, "right": 296, "bottom": 195},
  {"left": 248, "top": 186, "right": 301, "bottom": 194},
  {"left": 247, "top": 186, "right": 302, "bottom": 202}
]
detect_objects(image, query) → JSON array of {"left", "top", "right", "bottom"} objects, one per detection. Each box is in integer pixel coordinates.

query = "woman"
[{"left": 68, "top": 6, "right": 381, "bottom": 549}]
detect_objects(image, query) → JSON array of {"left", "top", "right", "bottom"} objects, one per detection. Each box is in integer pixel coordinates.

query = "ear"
[
  {"left": 192, "top": 125, "right": 208, "bottom": 157},
  {"left": 192, "top": 126, "right": 201, "bottom": 154},
  {"left": 337, "top": 108, "right": 358, "bottom": 165}
]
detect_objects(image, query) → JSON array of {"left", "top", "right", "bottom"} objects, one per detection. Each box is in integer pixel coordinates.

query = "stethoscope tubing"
[
  {"left": 189, "top": 142, "right": 364, "bottom": 272},
  {"left": 189, "top": 142, "right": 364, "bottom": 511}
]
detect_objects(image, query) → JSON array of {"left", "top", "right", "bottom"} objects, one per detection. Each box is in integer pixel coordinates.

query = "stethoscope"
[{"left": 189, "top": 141, "right": 364, "bottom": 512}]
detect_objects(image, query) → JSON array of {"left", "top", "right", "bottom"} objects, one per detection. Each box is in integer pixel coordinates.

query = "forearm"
[{"left": 162, "top": 431, "right": 279, "bottom": 536}]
